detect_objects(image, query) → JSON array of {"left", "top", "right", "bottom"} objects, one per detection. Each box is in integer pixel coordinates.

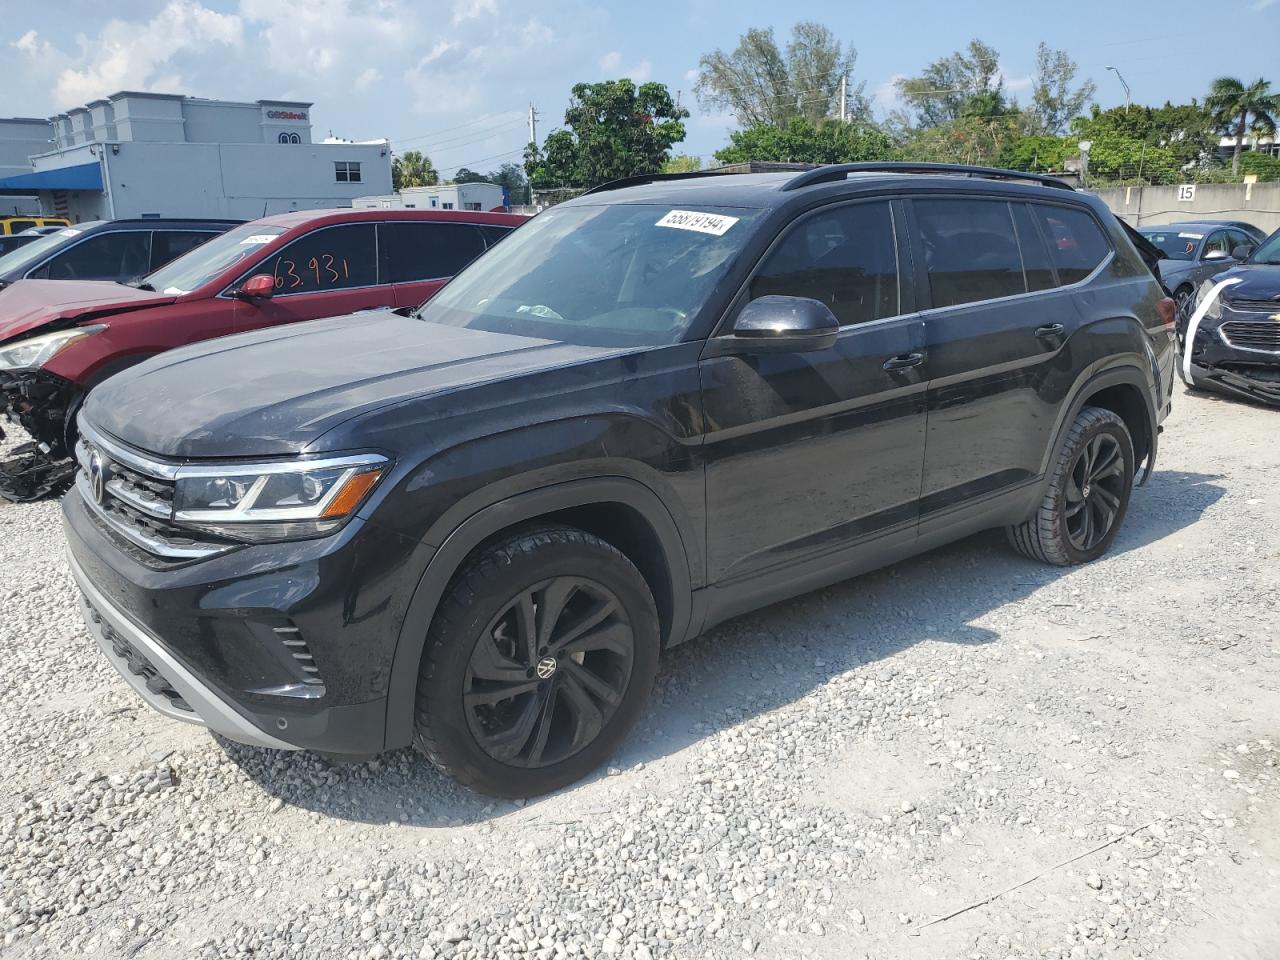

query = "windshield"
[
  {"left": 0, "top": 223, "right": 104, "bottom": 279},
  {"left": 416, "top": 204, "right": 764, "bottom": 346},
  {"left": 1249, "top": 229, "right": 1280, "bottom": 265},
  {"left": 1138, "top": 228, "right": 1202, "bottom": 262},
  {"left": 143, "top": 222, "right": 288, "bottom": 294}
]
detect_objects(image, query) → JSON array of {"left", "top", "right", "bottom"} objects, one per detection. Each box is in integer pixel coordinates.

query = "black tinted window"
[
  {"left": 262, "top": 224, "right": 377, "bottom": 294},
  {"left": 8, "top": 220, "right": 37, "bottom": 233},
  {"left": 150, "top": 231, "right": 216, "bottom": 271},
  {"left": 1033, "top": 205, "right": 1110, "bottom": 285},
  {"left": 1011, "top": 203, "right": 1056, "bottom": 292},
  {"left": 479, "top": 225, "right": 513, "bottom": 247},
  {"left": 750, "top": 201, "right": 898, "bottom": 326},
  {"left": 35, "top": 231, "right": 151, "bottom": 281},
  {"left": 915, "top": 199, "right": 1025, "bottom": 308},
  {"left": 378, "top": 222, "right": 487, "bottom": 283}
]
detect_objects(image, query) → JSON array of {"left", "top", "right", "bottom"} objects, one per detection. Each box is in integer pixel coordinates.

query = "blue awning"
[{"left": 0, "top": 161, "right": 103, "bottom": 194}]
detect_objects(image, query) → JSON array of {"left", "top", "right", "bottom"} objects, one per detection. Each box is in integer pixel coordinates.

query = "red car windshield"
[{"left": 144, "top": 223, "right": 287, "bottom": 294}]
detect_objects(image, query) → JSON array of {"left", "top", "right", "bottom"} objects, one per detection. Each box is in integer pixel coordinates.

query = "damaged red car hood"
[{"left": 0, "top": 279, "right": 176, "bottom": 343}]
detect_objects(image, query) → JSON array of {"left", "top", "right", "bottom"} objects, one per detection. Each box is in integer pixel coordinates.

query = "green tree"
[
  {"left": 524, "top": 79, "right": 688, "bottom": 190},
  {"left": 996, "top": 134, "right": 1071, "bottom": 172},
  {"left": 713, "top": 117, "right": 893, "bottom": 165},
  {"left": 392, "top": 150, "right": 438, "bottom": 190},
  {"left": 898, "top": 114, "right": 1025, "bottom": 166},
  {"left": 1070, "top": 102, "right": 1218, "bottom": 177},
  {"left": 695, "top": 22, "right": 866, "bottom": 127},
  {"left": 452, "top": 167, "right": 487, "bottom": 183},
  {"left": 896, "top": 39, "right": 1004, "bottom": 128},
  {"left": 1029, "top": 42, "right": 1095, "bottom": 135},
  {"left": 661, "top": 154, "right": 703, "bottom": 173},
  {"left": 1206, "top": 76, "right": 1279, "bottom": 175}
]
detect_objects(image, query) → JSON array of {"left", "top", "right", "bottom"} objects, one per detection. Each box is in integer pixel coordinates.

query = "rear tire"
[
  {"left": 413, "top": 524, "right": 659, "bottom": 798},
  {"left": 1006, "top": 406, "right": 1134, "bottom": 566}
]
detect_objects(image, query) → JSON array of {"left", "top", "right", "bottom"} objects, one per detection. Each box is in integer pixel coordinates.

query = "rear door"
[
  {"left": 377, "top": 221, "right": 491, "bottom": 309},
  {"left": 912, "top": 196, "right": 1096, "bottom": 518},
  {"left": 700, "top": 198, "right": 928, "bottom": 587},
  {"left": 232, "top": 222, "right": 386, "bottom": 333}
]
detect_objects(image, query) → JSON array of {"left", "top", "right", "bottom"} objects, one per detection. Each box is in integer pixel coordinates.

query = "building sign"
[
  {"left": 1177, "top": 184, "right": 1196, "bottom": 202},
  {"left": 266, "top": 109, "right": 308, "bottom": 122}
]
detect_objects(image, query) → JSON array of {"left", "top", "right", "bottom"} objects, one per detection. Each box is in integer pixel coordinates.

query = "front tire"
[
  {"left": 1007, "top": 407, "right": 1135, "bottom": 566},
  {"left": 413, "top": 524, "right": 660, "bottom": 798}
]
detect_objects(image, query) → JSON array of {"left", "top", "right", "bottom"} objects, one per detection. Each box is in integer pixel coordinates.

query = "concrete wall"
[{"left": 1093, "top": 182, "right": 1280, "bottom": 234}]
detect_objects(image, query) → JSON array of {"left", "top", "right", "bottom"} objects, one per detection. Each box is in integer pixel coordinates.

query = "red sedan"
[{"left": 0, "top": 207, "right": 525, "bottom": 499}]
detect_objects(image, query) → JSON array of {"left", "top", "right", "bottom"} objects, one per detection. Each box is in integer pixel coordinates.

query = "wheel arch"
[{"left": 382, "top": 476, "right": 694, "bottom": 751}]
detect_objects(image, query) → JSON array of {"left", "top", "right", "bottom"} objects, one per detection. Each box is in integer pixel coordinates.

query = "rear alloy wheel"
[
  {"left": 414, "top": 525, "right": 659, "bottom": 797},
  {"left": 1006, "top": 406, "right": 1135, "bottom": 566}
]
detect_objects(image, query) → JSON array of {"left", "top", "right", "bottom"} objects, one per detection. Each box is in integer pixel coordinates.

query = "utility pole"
[
  {"left": 528, "top": 103, "right": 539, "bottom": 147},
  {"left": 839, "top": 75, "right": 847, "bottom": 122},
  {"left": 1106, "top": 65, "right": 1131, "bottom": 114}
]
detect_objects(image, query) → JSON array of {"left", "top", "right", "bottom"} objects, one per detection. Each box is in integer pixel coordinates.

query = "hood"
[
  {"left": 1215, "top": 264, "right": 1280, "bottom": 302},
  {"left": 84, "top": 312, "right": 621, "bottom": 458},
  {"left": 0, "top": 279, "right": 175, "bottom": 343}
]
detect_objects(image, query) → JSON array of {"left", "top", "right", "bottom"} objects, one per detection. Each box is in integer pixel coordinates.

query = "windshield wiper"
[{"left": 117, "top": 279, "right": 156, "bottom": 291}]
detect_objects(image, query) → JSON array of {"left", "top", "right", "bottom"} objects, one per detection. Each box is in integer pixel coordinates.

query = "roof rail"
[
  {"left": 583, "top": 169, "right": 754, "bottom": 195},
  {"left": 781, "top": 162, "right": 1076, "bottom": 192}
]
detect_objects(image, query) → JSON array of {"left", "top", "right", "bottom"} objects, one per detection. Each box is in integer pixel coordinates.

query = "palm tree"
[
  {"left": 391, "top": 150, "right": 438, "bottom": 190},
  {"left": 1206, "top": 77, "right": 1279, "bottom": 175}
]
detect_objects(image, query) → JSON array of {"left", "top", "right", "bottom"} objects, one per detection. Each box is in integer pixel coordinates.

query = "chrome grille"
[
  {"left": 1225, "top": 299, "right": 1280, "bottom": 313},
  {"left": 1221, "top": 320, "right": 1280, "bottom": 354},
  {"left": 75, "top": 420, "right": 229, "bottom": 560}
]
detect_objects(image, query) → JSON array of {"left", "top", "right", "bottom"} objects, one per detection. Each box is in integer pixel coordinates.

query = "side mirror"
[
  {"left": 234, "top": 273, "right": 276, "bottom": 299},
  {"left": 706, "top": 296, "right": 840, "bottom": 357},
  {"left": 1231, "top": 244, "right": 1254, "bottom": 261}
]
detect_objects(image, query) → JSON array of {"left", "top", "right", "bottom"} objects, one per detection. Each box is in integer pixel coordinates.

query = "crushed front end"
[
  {"left": 1183, "top": 283, "right": 1280, "bottom": 406},
  {"left": 0, "top": 368, "right": 80, "bottom": 501}
]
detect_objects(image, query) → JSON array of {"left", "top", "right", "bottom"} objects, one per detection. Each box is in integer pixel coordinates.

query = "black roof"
[
  {"left": 78, "top": 218, "right": 243, "bottom": 231},
  {"left": 568, "top": 163, "right": 1086, "bottom": 211}
]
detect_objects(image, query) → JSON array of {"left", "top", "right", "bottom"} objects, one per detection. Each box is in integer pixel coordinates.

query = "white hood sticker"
[{"left": 656, "top": 210, "right": 739, "bottom": 236}]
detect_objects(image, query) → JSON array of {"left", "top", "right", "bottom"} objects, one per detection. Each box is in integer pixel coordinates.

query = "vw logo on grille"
[
  {"left": 88, "top": 448, "right": 107, "bottom": 504},
  {"left": 535, "top": 656, "right": 558, "bottom": 679}
]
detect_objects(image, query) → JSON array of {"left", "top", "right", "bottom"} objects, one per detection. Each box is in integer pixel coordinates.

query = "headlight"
[
  {"left": 0, "top": 325, "right": 105, "bottom": 370},
  {"left": 172, "top": 454, "right": 388, "bottom": 541},
  {"left": 1195, "top": 281, "right": 1224, "bottom": 321}
]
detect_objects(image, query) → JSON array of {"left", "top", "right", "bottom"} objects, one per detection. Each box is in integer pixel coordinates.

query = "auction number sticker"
[
  {"left": 656, "top": 210, "right": 739, "bottom": 236},
  {"left": 58, "top": 228, "right": 82, "bottom": 237}
]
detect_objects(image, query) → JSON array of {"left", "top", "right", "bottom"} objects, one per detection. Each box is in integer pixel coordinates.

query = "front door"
[{"left": 700, "top": 198, "right": 928, "bottom": 588}]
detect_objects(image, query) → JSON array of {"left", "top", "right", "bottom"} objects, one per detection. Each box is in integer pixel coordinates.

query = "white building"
[
  {"left": 0, "top": 92, "right": 393, "bottom": 222},
  {"left": 353, "top": 182, "right": 507, "bottom": 212},
  {"left": 0, "top": 117, "right": 53, "bottom": 215}
]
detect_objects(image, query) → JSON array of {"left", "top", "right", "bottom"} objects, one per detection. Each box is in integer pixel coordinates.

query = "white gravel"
[{"left": 2, "top": 383, "right": 1279, "bottom": 960}]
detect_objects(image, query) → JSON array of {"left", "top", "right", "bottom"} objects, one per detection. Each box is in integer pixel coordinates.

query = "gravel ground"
[{"left": 2, "top": 382, "right": 1278, "bottom": 960}]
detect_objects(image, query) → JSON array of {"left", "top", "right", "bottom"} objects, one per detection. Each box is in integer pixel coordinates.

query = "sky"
[{"left": 1, "top": 0, "right": 1277, "bottom": 177}]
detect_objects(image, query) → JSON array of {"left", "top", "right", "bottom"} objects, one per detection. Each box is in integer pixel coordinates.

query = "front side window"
[
  {"left": 378, "top": 222, "right": 488, "bottom": 283},
  {"left": 256, "top": 223, "right": 377, "bottom": 293},
  {"left": 335, "top": 161, "right": 362, "bottom": 183},
  {"left": 1032, "top": 204, "right": 1111, "bottom": 285},
  {"left": 915, "top": 198, "right": 1025, "bottom": 308},
  {"left": 33, "top": 231, "right": 151, "bottom": 281},
  {"left": 1203, "top": 231, "right": 1232, "bottom": 258},
  {"left": 145, "top": 223, "right": 287, "bottom": 294},
  {"left": 418, "top": 203, "right": 764, "bottom": 347},
  {"left": 749, "top": 200, "right": 899, "bottom": 326}
]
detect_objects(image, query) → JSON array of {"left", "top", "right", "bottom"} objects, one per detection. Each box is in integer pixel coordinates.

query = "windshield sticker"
[
  {"left": 59, "top": 228, "right": 82, "bottom": 237},
  {"left": 656, "top": 210, "right": 740, "bottom": 236},
  {"left": 240, "top": 234, "right": 279, "bottom": 245},
  {"left": 1177, "top": 232, "right": 1203, "bottom": 239}
]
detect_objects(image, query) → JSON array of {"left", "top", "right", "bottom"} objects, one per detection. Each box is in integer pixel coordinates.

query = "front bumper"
[
  {"left": 63, "top": 485, "right": 428, "bottom": 756},
  {"left": 1183, "top": 310, "right": 1280, "bottom": 406}
]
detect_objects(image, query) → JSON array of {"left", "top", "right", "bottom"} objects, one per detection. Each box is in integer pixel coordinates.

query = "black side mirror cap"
[
  {"left": 1231, "top": 244, "right": 1254, "bottom": 261},
  {"left": 704, "top": 295, "right": 840, "bottom": 357}
]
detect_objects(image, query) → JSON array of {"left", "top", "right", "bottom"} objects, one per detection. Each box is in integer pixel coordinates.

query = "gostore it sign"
[{"left": 266, "top": 109, "right": 308, "bottom": 122}]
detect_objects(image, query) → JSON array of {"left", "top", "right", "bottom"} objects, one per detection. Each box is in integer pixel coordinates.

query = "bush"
[{"left": 1239, "top": 151, "right": 1280, "bottom": 182}]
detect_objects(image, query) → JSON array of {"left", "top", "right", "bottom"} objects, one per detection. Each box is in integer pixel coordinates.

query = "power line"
[{"left": 392, "top": 111, "right": 525, "bottom": 147}]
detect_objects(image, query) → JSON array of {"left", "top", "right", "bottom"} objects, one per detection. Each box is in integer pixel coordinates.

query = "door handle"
[
  {"left": 882, "top": 352, "right": 924, "bottom": 371},
  {"left": 1035, "top": 323, "right": 1065, "bottom": 339}
]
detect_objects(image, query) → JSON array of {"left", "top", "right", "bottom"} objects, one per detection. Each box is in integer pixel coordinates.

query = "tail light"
[{"left": 1156, "top": 297, "right": 1176, "bottom": 329}]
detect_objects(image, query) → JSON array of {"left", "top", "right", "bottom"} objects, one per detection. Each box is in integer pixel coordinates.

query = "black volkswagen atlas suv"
[{"left": 63, "top": 163, "right": 1176, "bottom": 797}]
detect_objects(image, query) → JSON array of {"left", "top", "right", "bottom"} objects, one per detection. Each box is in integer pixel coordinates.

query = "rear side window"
[
  {"left": 1010, "top": 203, "right": 1056, "bottom": 292},
  {"left": 479, "top": 225, "right": 513, "bottom": 248},
  {"left": 32, "top": 231, "right": 151, "bottom": 281},
  {"left": 914, "top": 198, "right": 1025, "bottom": 308},
  {"left": 150, "top": 231, "right": 216, "bottom": 271},
  {"left": 8, "top": 219, "right": 37, "bottom": 234},
  {"left": 263, "top": 223, "right": 377, "bottom": 294},
  {"left": 749, "top": 200, "right": 899, "bottom": 326},
  {"left": 1032, "top": 205, "right": 1110, "bottom": 284},
  {"left": 377, "top": 222, "right": 488, "bottom": 283}
]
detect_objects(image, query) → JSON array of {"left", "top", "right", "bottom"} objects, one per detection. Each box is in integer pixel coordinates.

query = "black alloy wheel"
[
  {"left": 463, "top": 577, "right": 635, "bottom": 769},
  {"left": 1063, "top": 433, "right": 1126, "bottom": 552}
]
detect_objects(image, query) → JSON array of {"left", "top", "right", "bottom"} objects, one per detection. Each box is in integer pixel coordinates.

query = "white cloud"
[
  {"left": 684, "top": 68, "right": 698, "bottom": 84},
  {"left": 599, "top": 50, "right": 622, "bottom": 72},
  {"left": 12, "top": 30, "right": 40, "bottom": 54},
  {"left": 597, "top": 49, "right": 651, "bottom": 82},
  {"left": 52, "top": 1, "right": 242, "bottom": 107},
  {"left": 1251, "top": 0, "right": 1275, "bottom": 10},
  {"left": 873, "top": 74, "right": 906, "bottom": 113},
  {"left": 451, "top": 0, "right": 497, "bottom": 24},
  {"left": 354, "top": 67, "right": 382, "bottom": 92},
  {"left": 238, "top": 0, "right": 408, "bottom": 82}
]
